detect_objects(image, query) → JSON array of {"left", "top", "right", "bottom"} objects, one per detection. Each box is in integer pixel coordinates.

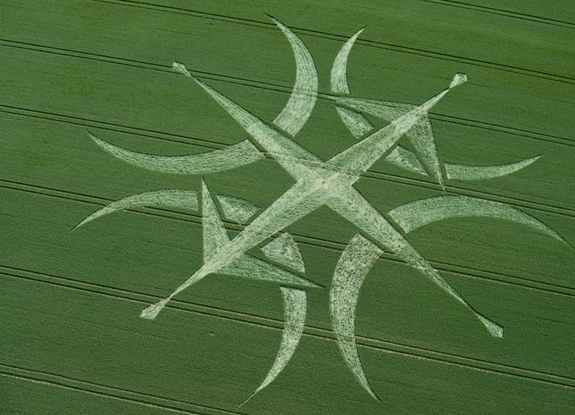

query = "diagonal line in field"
[
  {"left": 1, "top": 180, "right": 574, "bottom": 298},
  {"left": 2, "top": 268, "right": 575, "bottom": 390},
  {"left": 91, "top": 0, "right": 575, "bottom": 85},
  {"left": 421, "top": 0, "right": 575, "bottom": 29},
  {"left": 2, "top": 104, "right": 574, "bottom": 218},
  {"left": 2, "top": 38, "right": 574, "bottom": 146},
  {"left": 0, "top": 364, "right": 240, "bottom": 415}
]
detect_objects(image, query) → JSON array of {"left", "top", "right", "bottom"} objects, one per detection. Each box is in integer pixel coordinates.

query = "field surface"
[{"left": 1, "top": 1, "right": 574, "bottom": 414}]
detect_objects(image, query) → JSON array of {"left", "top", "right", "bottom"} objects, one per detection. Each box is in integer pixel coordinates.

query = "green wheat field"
[{"left": 1, "top": 1, "right": 574, "bottom": 414}]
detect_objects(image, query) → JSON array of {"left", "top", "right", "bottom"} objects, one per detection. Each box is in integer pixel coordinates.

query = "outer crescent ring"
[
  {"left": 88, "top": 16, "right": 318, "bottom": 174},
  {"left": 268, "top": 14, "right": 319, "bottom": 137}
]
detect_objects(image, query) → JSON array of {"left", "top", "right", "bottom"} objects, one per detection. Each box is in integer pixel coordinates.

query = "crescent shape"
[
  {"left": 331, "top": 28, "right": 364, "bottom": 94},
  {"left": 388, "top": 195, "right": 567, "bottom": 245},
  {"left": 87, "top": 131, "right": 264, "bottom": 175},
  {"left": 445, "top": 156, "right": 541, "bottom": 181},
  {"left": 268, "top": 15, "right": 319, "bottom": 137},
  {"left": 330, "top": 29, "right": 373, "bottom": 138},
  {"left": 73, "top": 189, "right": 198, "bottom": 230},
  {"left": 330, "top": 233, "right": 382, "bottom": 400},
  {"left": 241, "top": 286, "right": 307, "bottom": 407}
]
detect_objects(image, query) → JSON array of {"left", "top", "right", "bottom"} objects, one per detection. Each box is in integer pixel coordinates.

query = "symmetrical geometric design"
[{"left": 74, "top": 16, "right": 570, "bottom": 404}]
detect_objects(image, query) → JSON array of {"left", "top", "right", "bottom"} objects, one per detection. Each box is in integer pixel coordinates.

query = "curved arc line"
[
  {"left": 445, "top": 156, "right": 541, "bottom": 180},
  {"left": 330, "top": 29, "right": 374, "bottom": 138},
  {"left": 331, "top": 28, "right": 364, "bottom": 94},
  {"left": 268, "top": 15, "right": 319, "bottom": 137},
  {"left": 388, "top": 195, "right": 566, "bottom": 244},
  {"left": 241, "top": 286, "right": 307, "bottom": 406},
  {"left": 74, "top": 189, "right": 198, "bottom": 229},
  {"left": 330, "top": 233, "right": 382, "bottom": 400},
  {"left": 88, "top": 132, "right": 263, "bottom": 175}
]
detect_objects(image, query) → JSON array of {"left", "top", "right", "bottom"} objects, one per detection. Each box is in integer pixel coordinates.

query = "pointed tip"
[
  {"left": 266, "top": 14, "right": 294, "bottom": 36},
  {"left": 201, "top": 178, "right": 209, "bottom": 195},
  {"left": 237, "top": 391, "right": 257, "bottom": 409},
  {"left": 87, "top": 130, "right": 100, "bottom": 142},
  {"left": 353, "top": 27, "right": 366, "bottom": 38},
  {"left": 86, "top": 131, "right": 111, "bottom": 152},
  {"left": 478, "top": 314, "right": 504, "bottom": 338},
  {"left": 364, "top": 384, "right": 381, "bottom": 402},
  {"left": 437, "top": 174, "right": 446, "bottom": 192},
  {"left": 563, "top": 239, "right": 575, "bottom": 253},
  {"left": 307, "top": 280, "right": 324, "bottom": 289},
  {"left": 264, "top": 13, "right": 281, "bottom": 25},
  {"left": 264, "top": 12, "right": 281, "bottom": 23},
  {"left": 449, "top": 72, "right": 468, "bottom": 89},
  {"left": 71, "top": 220, "right": 86, "bottom": 232}
]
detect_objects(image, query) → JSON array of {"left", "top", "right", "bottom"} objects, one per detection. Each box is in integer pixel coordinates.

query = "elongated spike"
[{"left": 478, "top": 314, "right": 504, "bottom": 338}]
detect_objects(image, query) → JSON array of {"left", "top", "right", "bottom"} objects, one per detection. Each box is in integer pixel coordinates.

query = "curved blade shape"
[
  {"left": 241, "top": 286, "right": 307, "bottom": 406},
  {"left": 388, "top": 195, "right": 566, "bottom": 245},
  {"left": 88, "top": 131, "right": 263, "bottom": 174},
  {"left": 73, "top": 190, "right": 198, "bottom": 229},
  {"left": 330, "top": 29, "right": 373, "bottom": 138},
  {"left": 268, "top": 15, "right": 318, "bottom": 137},
  {"left": 330, "top": 233, "right": 382, "bottom": 400},
  {"left": 330, "top": 28, "right": 363, "bottom": 94},
  {"left": 445, "top": 156, "right": 540, "bottom": 181}
]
